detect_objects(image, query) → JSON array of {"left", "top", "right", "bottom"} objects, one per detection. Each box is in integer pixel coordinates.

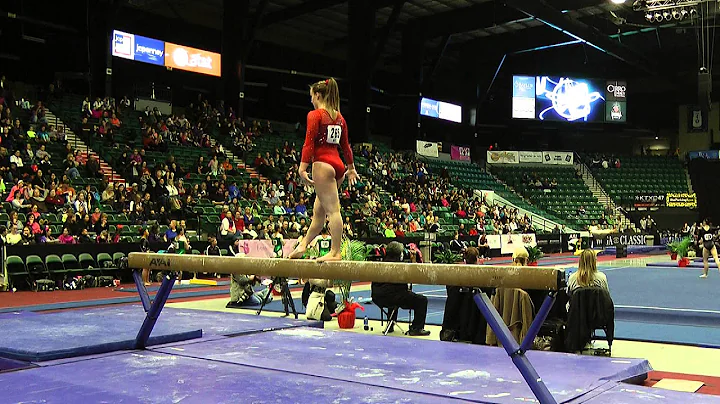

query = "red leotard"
[{"left": 301, "top": 109, "right": 354, "bottom": 181}]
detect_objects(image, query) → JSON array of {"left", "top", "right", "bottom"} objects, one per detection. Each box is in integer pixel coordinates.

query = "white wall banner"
[
  {"left": 500, "top": 233, "right": 538, "bottom": 255},
  {"left": 542, "top": 151, "right": 574, "bottom": 165},
  {"left": 485, "top": 235, "right": 502, "bottom": 250},
  {"left": 519, "top": 151, "right": 543, "bottom": 163},
  {"left": 486, "top": 150, "right": 519, "bottom": 164},
  {"left": 416, "top": 140, "right": 440, "bottom": 158}
]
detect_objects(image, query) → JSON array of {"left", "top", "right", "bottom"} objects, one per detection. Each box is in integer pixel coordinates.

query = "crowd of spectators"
[{"left": 359, "top": 148, "right": 536, "bottom": 241}]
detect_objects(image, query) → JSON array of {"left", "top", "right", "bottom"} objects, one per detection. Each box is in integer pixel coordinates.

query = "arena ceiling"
[{"left": 123, "top": 0, "right": 716, "bottom": 78}]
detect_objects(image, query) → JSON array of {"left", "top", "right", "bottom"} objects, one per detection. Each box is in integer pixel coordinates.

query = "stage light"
[
  {"left": 655, "top": 12, "right": 663, "bottom": 21},
  {"left": 662, "top": 10, "right": 672, "bottom": 19},
  {"left": 645, "top": 11, "right": 654, "bottom": 21},
  {"left": 680, "top": 8, "right": 689, "bottom": 18},
  {"left": 611, "top": 0, "right": 627, "bottom": 3},
  {"left": 689, "top": 7, "right": 698, "bottom": 17},
  {"left": 672, "top": 9, "right": 681, "bottom": 19}
]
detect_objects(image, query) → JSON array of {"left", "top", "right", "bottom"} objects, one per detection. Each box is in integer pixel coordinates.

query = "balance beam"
[
  {"left": 127, "top": 252, "right": 564, "bottom": 290},
  {"left": 126, "top": 252, "right": 565, "bottom": 404}
]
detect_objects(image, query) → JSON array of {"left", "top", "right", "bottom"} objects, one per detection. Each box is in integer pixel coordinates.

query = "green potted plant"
[
  {"left": 526, "top": 245, "right": 544, "bottom": 266},
  {"left": 668, "top": 237, "right": 693, "bottom": 267},
  {"left": 433, "top": 249, "right": 463, "bottom": 264},
  {"left": 335, "top": 239, "right": 367, "bottom": 329}
]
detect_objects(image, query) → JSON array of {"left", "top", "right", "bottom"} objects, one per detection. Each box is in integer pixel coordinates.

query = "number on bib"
[
  {"left": 704, "top": 234, "right": 713, "bottom": 241},
  {"left": 326, "top": 125, "right": 341, "bottom": 145}
]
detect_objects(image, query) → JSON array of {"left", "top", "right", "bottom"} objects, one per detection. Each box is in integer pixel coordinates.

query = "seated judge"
[{"left": 371, "top": 241, "right": 431, "bottom": 336}]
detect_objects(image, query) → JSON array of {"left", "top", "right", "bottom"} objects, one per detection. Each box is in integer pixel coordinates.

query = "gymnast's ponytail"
[{"left": 311, "top": 78, "right": 340, "bottom": 119}]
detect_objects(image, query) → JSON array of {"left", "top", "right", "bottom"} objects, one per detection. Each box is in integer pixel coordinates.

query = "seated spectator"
[
  {"left": 57, "top": 227, "right": 76, "bottom": 244},
  {"left": 371, "top": 241, "right": 430, "bottom": 336}
]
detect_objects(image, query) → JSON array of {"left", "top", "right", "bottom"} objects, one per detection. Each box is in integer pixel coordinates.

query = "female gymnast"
[
  {"left": 289, "top": 78, "right": 358, "bottom": 262},
  {"left": 698, "top": 219, "right": 719, "bottom": 278}
]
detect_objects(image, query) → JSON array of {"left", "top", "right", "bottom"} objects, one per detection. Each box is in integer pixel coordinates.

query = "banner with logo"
[
  {"left": 688, "top": 107, "right": 708, "bottom": 133},
  {"left": 416, "top": 140, "right": 440, "bottom": 158},
  {"left": 451, "top": 145, "right": 471, "bottom": 162},
  {"left": 500, "top": 233, "right": 537, "bottom": 255},
  {"left": 633, "top": 194, "right": 666, "bottom": 208},
  {"left": 666, "top": 193, "right": 697, "bottom": 208},
  {"left": 487, "top": 151, "right": 519, "bottom": 164},
  {"left": 112, "top": 30, "right": 165, "bottom": 66},
  {"left": 603, "top": 233, "right": 650, "bottom": 247},
  {"left": 542, "top": 151, "right": 574, "bottom": 165},
  {"left": 519, "top": 151, "right": 543, "bottom": 163},
  {"left": 688, "top": 150, "right": 720, "bottom": 160},
  {"left": 165, "top": 42, "right": 221, "bottom": 77}
]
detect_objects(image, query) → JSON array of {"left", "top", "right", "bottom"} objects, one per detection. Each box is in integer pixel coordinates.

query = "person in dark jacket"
[
  {"left": 371, "top": 241, "right": 430, "bottom": 336},
  {"left": 565, "top": 287, "right": 614, "bottom": 353}
]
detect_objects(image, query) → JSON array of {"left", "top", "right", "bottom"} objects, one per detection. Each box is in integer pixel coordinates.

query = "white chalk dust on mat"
[
  {"left": 449, "top": 391, "right": 476, "bottom": 396},
  {"left": 275, "top": 329, "right": 326, "bottom": 338},
  {"left": 447, "top": 370, "right": 491, "bottom": 379}
]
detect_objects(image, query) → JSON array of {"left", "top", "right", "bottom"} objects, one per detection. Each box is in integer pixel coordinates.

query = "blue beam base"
[
  {"left": 134, "top": 272, "right": 177, "bottom": 349},
  {"left": 474, "top": 291, "right": 558, "bottom": 404},
  {"left": 132, "top": 270, "right": 151, "bottom": 313}
]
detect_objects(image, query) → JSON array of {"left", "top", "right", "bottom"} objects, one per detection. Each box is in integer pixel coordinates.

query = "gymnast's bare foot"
[
  {"left": 144, "top": 282, "right": 152, "bottom": 286},
  {"left": 316, "top": 253, "right": 342, "bottom": 262},
  {"left": 288, "top": 245, "right": 307, "bottom": 259}
]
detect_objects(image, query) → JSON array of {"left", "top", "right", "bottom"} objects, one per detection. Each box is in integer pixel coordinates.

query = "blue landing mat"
[
  {"left": 0, "top": 288, "right": 231, "bottom": 314},
  {"left": 0, "top": 351, "right": 453, "bottom": 404},
  {"left": 76, "top": 305, "right": 323, "bottom": 337},
  {"left": 647, "top": 261, "right": 718, "bottom": 268},
  {"left": 604, "top": 267, "right": 720, "bottom": 312},
  {"left": 117, "top": 280, "right": 231, "bottom": 293},
  {"left": 154, "top": 327, "right": 652, "bottom": 404},
  {"left": 0, "top": 311, "right": 201, "bottom": 362},
  {"left": 0, "top": 307, "right": 322, "bottom": 363},
  {"left": 614, "top": 321, "right": 720, "bottom": 349}
]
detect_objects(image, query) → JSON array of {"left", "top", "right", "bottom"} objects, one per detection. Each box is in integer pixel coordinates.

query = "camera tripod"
[{"left": 257, "top": 277, "right": 298, "bottom": 319}]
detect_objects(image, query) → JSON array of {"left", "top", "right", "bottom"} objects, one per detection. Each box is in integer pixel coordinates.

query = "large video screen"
[
  {"left": 512, "top": 75, "right": 625, "bottom": 123},
  {"left": 111, "top": 30, "right": 221, "bottom": 77},
  {"left": 420, "top": 97, "right": 462, "bottom": 123}
]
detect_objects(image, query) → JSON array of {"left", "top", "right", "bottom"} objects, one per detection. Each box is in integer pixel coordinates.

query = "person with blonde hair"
[
  {"left": 289, "top": 78, "right": 358, "bottom": 262},
  {"left": 567, "top": 249, "right": 609, "bottom": 296},
  {"left": 512, "top": 246, "right": 529, "bottom": 266}
]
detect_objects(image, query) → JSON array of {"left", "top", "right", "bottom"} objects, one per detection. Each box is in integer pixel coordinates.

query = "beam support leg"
[
  {"left": 474, "top": 292, "right": 557, "bottom": 404},
  {"left": 135, "top": 272, "right": 177, "bottom": 349}
]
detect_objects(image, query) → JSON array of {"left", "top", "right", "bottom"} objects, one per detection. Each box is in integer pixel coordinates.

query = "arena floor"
[{"left": 1, "top": 251, "right": 720, "bottom": 403}]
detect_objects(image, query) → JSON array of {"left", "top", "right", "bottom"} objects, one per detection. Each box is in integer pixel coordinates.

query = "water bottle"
[{"left": 363, "top": 315, "right": 369, "bottom": 331}]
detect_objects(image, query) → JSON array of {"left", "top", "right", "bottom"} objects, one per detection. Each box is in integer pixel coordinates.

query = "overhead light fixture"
[
  {"left": 662, "top": 10, "right": 672, "bottom": 19},
  {"left": 611, "top": 0, "right": 627, "bottom": 3},
  {"left": 689, "top": 7, "right": 698, "bottom": 17},
  {"left": 645, "top": 11, "right": 654, "bottom": 20},
  {"left": 680, "top": 8, "right": 689, "bottom": 18},
  {"left": 655, "top": 136, "right": 659, "bottom": 140},
  {"left": 655, "top": 11, "right": 663, "bottom": 21},
  {"left": 672, "top": 9, "right": 681, "bottom": 19}
]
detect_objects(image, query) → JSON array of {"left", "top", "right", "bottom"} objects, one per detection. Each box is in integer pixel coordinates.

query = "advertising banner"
[
  {"left": 500, "top": 233, "right": 537, "bottom": 255},
  {"left": 666, "top": 193, "right": 697, "bottom": 208},
  {"left": 688, "top": 150, "right": 720, "bottom": 160},
  {"left": 604, "top": 233, "right": 651, "bottom": 247},
  {"left": 111, "top": 30, "right": 165, "bottom": 66},
  {"left": 542, "top": 151, "right": 574, "bottom": 165},
  {"left": 486, "top": 150, "right": 519, "bottom": 164},
  {"left": 416, "top": 140, "right": 440, "bottom": 158},
  {"left": 165, "top": 42, "right": 221, "bottom": 77},
  {"left": 633, "top": 194, "right": 665, "bottom": 208},
  {"left": 451, "top": 145, "right": 471, "bottom": 162},
  {"left": 519, "top": 151, "right": 543, "bottom": 163},
  {"left": 486, "top": 235, "right": 502, "bottom": 250}
]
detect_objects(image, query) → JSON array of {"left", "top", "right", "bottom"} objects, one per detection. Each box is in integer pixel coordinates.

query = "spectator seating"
[
  {"left": 422, "top": 159, "right": 568, "bottom": 230},
  {"left": 492, "top": 165, "right": 605, "bottom": 229},
  {"left": 589, "top": 156, "right": 689, "bottom": 206}
]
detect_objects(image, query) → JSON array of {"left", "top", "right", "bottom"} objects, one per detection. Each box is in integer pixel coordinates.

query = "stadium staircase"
[
  {"left": 574, "top": 158, "right": 631, "bottom": 229},
  {"left": 44, "top": 109, "right": 126, "bottom": 185},
  {"left": 422, "top": 159, "right": 570, "bottom": 232},
  {"left": 490, "top": 165, "right": 606, "bottom": 230},
  {"left": 205, "top": 136, "right": 266, "bottom": 184},
  {"left": 587, "top": 155, "right": 690, "bottom": 207}
]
